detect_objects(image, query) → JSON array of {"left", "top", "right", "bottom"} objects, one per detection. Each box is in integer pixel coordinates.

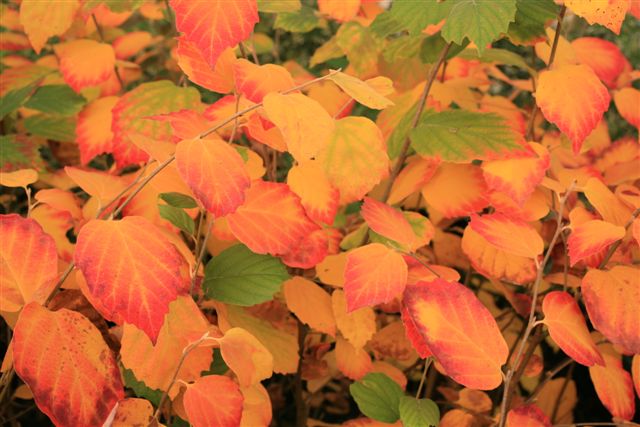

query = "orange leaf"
[
  {"left": 318, "top": 0, "right": 361, "bottom": 22},
  {"left": 632, "top": 355, "right": 640, "bottom": 399},
  {"left": 318, "top": 116, "right": 389, "bottom": 203},
  {"left": 506, "top": 404, "right": 551, "bottom": 427},
  {"left": 263, "top": 93, "right": 334, "bottom": 161},
  {"left": 170, "top": 0, "right": 257, "bottom": 67},
  {"left": 335, "top": 335, "right": 373, "bottom": 380},
  {"left": 19, "top": 0, "right": 78, "bottom": 53},
  {"left": 240, "top": 384, "right": 272, "bottom": 427},
  {"left": 388, "top": 156, "right": 439, "bottom": 205},
  {"left": 176, "top": 38, "right": 236, "bottom": 93},
  {"left": 120, "top": 295, "right": 212, "bottom": 390},
  {"left": 481, "top": 142, "right": 550, "bottom": 204},
  {"left": 226, "top": 180, "right": 318, "bottom": 255},
  {"left": 183, "top": 375, "right": 244, "bottom": 427},
  {"left": 589, "top": 343, "right": 636, "bottom": 420},
  {"left": 572, "top": 37, "right": 627, "bottom": 87},
  {"left": 344, "top": 243, "right": 408, "bottom": 312},
  {"left": 542, "top": 291, "right": 604, "bottom": 366},
  {"left": 583, "top": 266, "right": 640, "bottom": 354},
  {"left": 218, "top": 327, "right": 274, "bottom": 387},
  {"left": 361, "top": 197, "right": 416, "bottom": 247},
  {"left": 113, "top": 31, "right": 154, "bottom": 59},
  {"left": 75, "top": 96, "right": 119, "bottom": 165},
  {"left": 567, "top": 220, "right": 625, "bottom": 266},
  {"left": 565, "top": 0, "right": 629, "bottom": 34},
  {"left": 234, "top": 59, "right": 295, "bottom": 103},
  {"left": 469, "top": 213, "right": 543, "bottom": 259},
  {"left": 0, "top": 214, "right": 57, "bottom": 312},
  {"left": 112, "top": 398, "right": 154, "bottom": 427},
  {"left": 332, "top": 289, "right": 376, "bottom": 349},
  {"left": 614, "top": 87, "right": 640, "bottom": 129},
  {"left": 283, "top": 277, "right": 336, "bottom": 336},
  {"left": 54, "top": 39, "right": 115, "bottom": 92},
  {"left": 75, "top": 216, "right": 188, "bottom": 343},
  {"left": 461, "top": 226, "right": 537, "bottom": 284},
  {"left": 64, "top": 166, "right": 128, "bottom": 205},
  {"left": 403, "top": 278, "right": 509, "bottom": 390},
  {"left": 287, "top": 161, "right": 339, "bottom": 224},
  {"left": 175, "top": 137, "right": 250, "bottom": 217},
  {"left": 281, "top": 228, "right": 329, "bottom": 269},
  {"left": 421, "top": 163, "right": 488, "bottom": 218},
  {"left": 633, "top": 218, "right": 640, "bottom": 247},
  {"left": 13, "top": 302, "right": 123, "bottom": 426},
  {"left": 0, "top": 168, "right": 38, "bottom": 187},
  {"left": 583, "top": 177, "right": 633, "bottom": 227},
  {"left": 536, "top": 64, "right": 610, "bottom": 154}
]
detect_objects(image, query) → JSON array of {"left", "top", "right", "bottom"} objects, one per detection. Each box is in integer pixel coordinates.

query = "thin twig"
[
  {"left": 525, "top": 357, "right": 573, "bottom": 404},
  {"left": 379, "top": 42, "right": 452, "bottom": 203},
  {"left": 497, "top": 182, "right": 575, "bottom": 427},
  {"left": 598, "top": 207, "right": 640, "bottom": 268},
  {"left": 415, "top": 357, "right": 433, "bottom": 398}
]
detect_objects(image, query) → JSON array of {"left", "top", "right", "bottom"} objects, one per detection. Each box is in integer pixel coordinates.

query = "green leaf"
[
  {"left": 420, "top": 33, "right": 469, "bottom": 63},
  {"left": 399, "top": 397, "right": 440, "bottom": 427},
  {"left": 441, "top": 0, "right": 517, "bottom": 55},
  {"left": 159, "top": 192, "right": 198, "bottom": 209},
  {"left": 310, "top": 37, "right": 344, "bottom": 68},
  {"left": 383, "top": 35, "right": 425, "bottom": 63},
  {"left": 350, "top": 373, "right": 404, "bottom": 423},
  {"left": 25, "top": 85, "right": 86, "bottom": 116},
  {"left": 158, "top": 205, "right": 195, "bottom": 235},
  {"left": 0, "top": 134, "right": 44, "bottom": 171},
  {"left": 0, "top": 82, "right": 41, "bottom": 120},
  {"left": 372, "top": 0, "right": 450, "bottom": 37},
  {"left": 458, "top": 48, "right": 535, "bottom": 75},
  {"left": 508, "top": 0, "right": 558, "bottom": 45},
  {"left": 410, "top": 110, "right": 522, "bottom": 162},
  {"left": 335, "top": 22, "right": 382, "bottom": 76},
  {"left": 275, "top": 6, "right": 320, "bottom": 33},
  {"left": 122, "top": 367, "right": 163, "bottom": 407},
  {"left": 257, "top": 0, "right": 301, "bottom": 13},
  {"left": 24, "top": 115, "right": 76, "bottom": 141},
  {"left": 203, "top": 244, "right": 289, "bottom": 306}
]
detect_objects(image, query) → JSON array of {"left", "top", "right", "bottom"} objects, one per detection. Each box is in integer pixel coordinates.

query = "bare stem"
[
  {"left": 415, "top": 357, "right": 433, "bottom": 398},
  {"left": 497, "top": 182, "right": 575, "bottom": 427}
]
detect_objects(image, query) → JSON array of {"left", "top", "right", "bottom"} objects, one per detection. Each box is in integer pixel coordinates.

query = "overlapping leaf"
[
  {"left": 567, "top": 220, "right": 625, "bottom": 266},
  {"left": 183, "top": 375, "right": 244, "bottom": 427}
]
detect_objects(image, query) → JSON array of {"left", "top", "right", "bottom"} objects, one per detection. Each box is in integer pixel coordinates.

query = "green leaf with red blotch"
[
  {"left": 111, "top": 81, "right": 200, "bottom": 167},
  {"left": 74, "top": 216, "right": 189, "bottom": 343},
  {"left": 13, "top": 302, "right": 123, "bottom": 427}
]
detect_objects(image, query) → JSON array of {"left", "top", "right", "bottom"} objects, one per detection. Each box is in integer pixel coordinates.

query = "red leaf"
[
  {"left": 74, "top": 216, "right": 188, "bottom": 343},
  {"left": 175, "top": 137, "right": 251, "bottom": 217},
  {"left": 170, "top": 0, "right": 258, "bottom": 67},
  {"left": 567, "top": 220, "right": 625, "bottom": 266},
  {"left": 13, "top": 303, "right": 123, "bottom": 427},
  {"left": 403, "top": 278, "right": 508, "bottom": 390},
  {"left": 344, "top": 243, "right": 408, "bottom": 312},
  {"left": 226, "top": 180, "right": 318, "bottom": 255}
]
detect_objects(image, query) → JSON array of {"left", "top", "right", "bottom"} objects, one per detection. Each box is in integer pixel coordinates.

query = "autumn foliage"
[{"left": 1, "top": 0, "right": 640, "bottom": 426}]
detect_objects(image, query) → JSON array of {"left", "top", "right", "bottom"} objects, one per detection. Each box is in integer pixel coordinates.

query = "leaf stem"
[
  {"left": 379, "top": 42, "right": 452, "bottom": 203},
  {"left": 526, "top": 5, "right": 566, "bottom": 141},
  {"left": 497, "top": 182, "right": 575, "bottom": 427}
]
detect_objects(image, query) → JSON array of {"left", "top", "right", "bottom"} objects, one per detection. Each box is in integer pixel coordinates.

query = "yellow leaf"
[
  {"left": 283, "top": 277, "right": 336, "bottom": 336},
  {"left": 263, "top": 93, "right": 335, "bottom": 161},
  {"left": 19, "top": 0, "right": 78, "bottom": 53},
  {"left": 0, "top": 169, "right": 38, "bottom": 187},
  {"left": 331, "top": 289, "right": 376, "bottom": 349},
  {"left": 328, "top": 72, "right": 394, "bottom": 109},
  {"left": 565, "top": 0, "right": 629, "bottom": 34}
]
